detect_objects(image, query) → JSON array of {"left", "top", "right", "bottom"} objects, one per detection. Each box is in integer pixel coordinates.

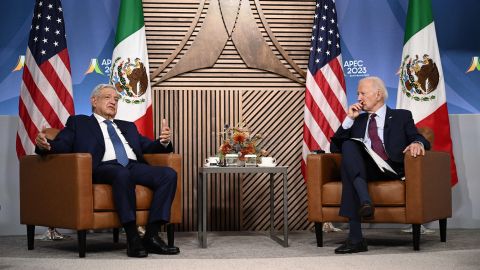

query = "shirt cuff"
[
  {"left": 342, "top": 117, "right": 354, "bottom": 129},
  {"left": 160, "top": 141, "right": 171, "bottom": 147}
]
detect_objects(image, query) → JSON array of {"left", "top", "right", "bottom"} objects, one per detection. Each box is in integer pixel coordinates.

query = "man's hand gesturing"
[
  {"left": 35, "top": 127, "right": 51, "bottom": 150},
  {"left": 159, "top": 119, "right": 171, "bottom": 144}
]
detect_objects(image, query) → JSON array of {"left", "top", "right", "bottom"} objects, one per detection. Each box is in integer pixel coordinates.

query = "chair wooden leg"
[
  {"left": 167, "top": 223, "right": 174, "bottom": 247},
  {"left": 412, "top": 224, "right": 421, "bottom": 251},
  {"left": 77, "top": 230, "right": 86, "bottom": 258},
  {"left": 314, "top": 222, "right": 323, "bottom": 247},
  {"left": 27, "top": 225, "right": 35, "bottom": 250},
  {"left": 113, "top": 228, "right": 119, "bottom": 243},
  {"left": 439, "top": 219, "right": 447, "bottom": 242}
]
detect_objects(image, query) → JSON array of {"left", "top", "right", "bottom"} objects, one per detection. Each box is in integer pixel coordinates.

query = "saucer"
[{"left": 257, "top": 163, "right": 276, "bottom": 167}]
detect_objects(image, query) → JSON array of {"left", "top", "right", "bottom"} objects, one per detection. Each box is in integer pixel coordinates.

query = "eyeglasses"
[{"left": 98, "top": 95, "right": 120, "bottom": 102}]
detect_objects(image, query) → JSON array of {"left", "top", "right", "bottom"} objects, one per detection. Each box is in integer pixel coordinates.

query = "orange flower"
[
  {"left": 218, "top": 123, "right": 265, "bottom": 161},
  {"left": 219, "top": 141, "right": 232, "bottom": 155},
  {"left": 242, "top": 143, "right": 255, "bottom": 155},
  {"left": 238, "top": 144, "right": 255, "bottom": 161},
  {"left": 232, "top": 131, "right": 247, "bottom": 144}
]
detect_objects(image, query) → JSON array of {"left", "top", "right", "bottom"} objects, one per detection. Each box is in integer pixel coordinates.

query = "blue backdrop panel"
[
  {"left": 0, "top": 0, "right": 118, "bottom": 115},
  {"left": 0, "top": 0, "right": 479, "bottom": 115}
]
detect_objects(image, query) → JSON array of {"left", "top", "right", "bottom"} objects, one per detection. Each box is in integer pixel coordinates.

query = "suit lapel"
[
  {"left": 358, "top": 113, "right": 369, "bottom": 136},
  {"left": 114, "top": 120, "right": 141, "bottom": 157},
  {"left": 114, "top": 120, "right": 135, "bottom": 149},
  {"left": 113, "top": 120, "right": 129, "bottom": 141},
  {"left": 384, "top": 107, "right": 393, "bottom": 150},
  {"left": 89, "top": 115, "right": 105, "bottom": 147}
]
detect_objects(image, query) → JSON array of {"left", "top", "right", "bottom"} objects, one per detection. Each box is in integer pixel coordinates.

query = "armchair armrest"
[
  {"left": 143, "top": 154, "right": 182, "bottom": 224},
  {"left": 404, "top": 150, "right": 452, "bottom": 223},
  {"left": 306, "top": 153, "right": 342, "bottom": 222},
  {"left": 20, "top": 153, "right": 94, "bottom": 230}
]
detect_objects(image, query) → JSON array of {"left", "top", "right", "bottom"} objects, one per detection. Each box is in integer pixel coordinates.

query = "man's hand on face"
[
  {"left": 347, "top": 103, "right": 363, "bottom": 120},
  {"left": 403, "top": 142, "right": 425, "bottom": 157},
  {"left": 159, "top": 119, "right": 171, "bottom": 144},
  {"left": 35, "top": 127, "right": 51, "bottom": 151}
]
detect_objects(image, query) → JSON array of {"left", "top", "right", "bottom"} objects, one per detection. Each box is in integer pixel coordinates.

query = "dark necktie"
[
  {"left": 104, "top": 120, "right": 129, "bottom": 166},
  {"left": 368, "top": 113, "right": 388, "bottom": 160}
]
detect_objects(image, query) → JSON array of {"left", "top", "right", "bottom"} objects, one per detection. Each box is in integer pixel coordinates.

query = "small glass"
[
  {"left": 225, "top": 153, "right": 239, "bottom": 167},
  {"left": 244, "top": 154, "right": 257, "bottom": 167}
]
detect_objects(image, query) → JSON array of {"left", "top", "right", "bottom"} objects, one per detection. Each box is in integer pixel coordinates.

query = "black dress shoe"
[
  {"left": 334, "top": 238, "right": 368, "bottom": 254},
  {"left": 127, "top": 235, "right": 148, "bottom": 258},
  {"left": 143, "top": 234, "right": 180, "bottom": 255},
  {"left": 358, "top": 202, "right": 375, "bottom": 219}
]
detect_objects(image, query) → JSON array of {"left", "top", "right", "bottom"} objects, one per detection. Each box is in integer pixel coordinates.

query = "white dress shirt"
[{"left": 93, "top": 113, "right": 137, "bottom": 162}]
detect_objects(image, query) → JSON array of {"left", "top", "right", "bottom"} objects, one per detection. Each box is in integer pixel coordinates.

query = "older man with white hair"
[
  {"left": 35, "top": 84, "right": 179, "bottom": 258},
  {"left": 330, "top": 76, "right": 430, "bottom": 254}
]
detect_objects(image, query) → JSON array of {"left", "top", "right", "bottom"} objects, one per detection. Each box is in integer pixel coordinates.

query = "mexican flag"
[
  {"left": 397, "top": 0, "right": 458, "bottom": 186},
  {"left": 110, "top": 0, "right": 153, "bottom": 139}
]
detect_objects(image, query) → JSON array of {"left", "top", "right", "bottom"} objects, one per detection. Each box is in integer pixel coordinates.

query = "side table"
[{"left": 198, "top": 166, "right": 289, "bottom": 248}]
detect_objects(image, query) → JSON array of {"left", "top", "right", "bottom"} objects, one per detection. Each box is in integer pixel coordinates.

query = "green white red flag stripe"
[{"left": 396, "top": 0, "right": 458, "bottom": 185}]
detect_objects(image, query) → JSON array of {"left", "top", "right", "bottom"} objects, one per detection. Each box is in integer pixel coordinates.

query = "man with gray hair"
[
  {"left": 329, "top": 76, "right": 430, "bottom": 253},
  {"left": 35, "top": 84, "right": 179, "bottom": 257}
]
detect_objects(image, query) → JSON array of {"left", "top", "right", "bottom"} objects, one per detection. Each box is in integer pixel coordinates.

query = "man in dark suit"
[
  {"left": 35, "top": 84, "right": 179, "bottom": 257},
  {"left": 330, "top": 76, "right": 430, "bottom": 254}
]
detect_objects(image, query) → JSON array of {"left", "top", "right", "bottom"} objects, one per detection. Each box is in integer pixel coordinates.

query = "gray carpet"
[{"left": 1, "top": 229, "right": 479, "bottom": 269}]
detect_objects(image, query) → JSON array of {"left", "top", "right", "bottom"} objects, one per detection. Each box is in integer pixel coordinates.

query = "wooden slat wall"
[
  {"left": 154, "top": 90, "right": 243, "bottom": 231},
  {"left": 146, "top": 0, "right": 315, "bottom": 231},
  {"left": 241, "top": 90, "right": 307, "bottom": 230}
]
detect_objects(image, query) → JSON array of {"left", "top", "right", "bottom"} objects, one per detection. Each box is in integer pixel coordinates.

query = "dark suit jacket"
[
  {"left": 330, "top": 107, "right": 430, "bottom": 164},
  {"left": 35, "top": 115, "right": 173, "bottom": 170}
]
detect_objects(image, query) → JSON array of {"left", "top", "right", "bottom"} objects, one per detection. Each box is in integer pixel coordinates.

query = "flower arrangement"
[{"left": 218, "top": 123, "right": 266, "bottom": 161}]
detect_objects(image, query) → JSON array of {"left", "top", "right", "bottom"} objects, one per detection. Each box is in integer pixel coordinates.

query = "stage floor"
[{"left": 1, "top": 229, "right": 479, "bottom": 269}]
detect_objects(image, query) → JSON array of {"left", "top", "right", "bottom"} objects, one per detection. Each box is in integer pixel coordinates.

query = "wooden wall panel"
[
  {"left": 154, "top": 90, "right": 243, "bottom": 231},
  {"left": 241, "top": 90, "right": 308, "bottom": 231},
  {"left": 147, "top": 0, "right": 315, "bottom": 231}
]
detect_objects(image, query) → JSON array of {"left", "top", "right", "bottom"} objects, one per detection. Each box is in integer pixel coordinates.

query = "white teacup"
[
  {"left": 205, "top": 156, "right": 219, "bottom": 166},
  {"left": 260, "top": 157, "right": 276, "bottom": 166}
]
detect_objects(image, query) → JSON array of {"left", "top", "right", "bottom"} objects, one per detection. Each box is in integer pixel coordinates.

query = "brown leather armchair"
[
  {"left": 20, "top": 129, "right": 182, "bottom": 257},
  {"left": 306, "top": 128, "right": 452, "bottom": 250}
]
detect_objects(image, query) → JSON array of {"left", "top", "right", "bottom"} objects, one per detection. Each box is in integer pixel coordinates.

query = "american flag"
[
  {"left": 302, "top": 0, "right": 347, "bottom": 178},
  {"left": 16, "top": 0, "right": 74, "bottom": 157}
]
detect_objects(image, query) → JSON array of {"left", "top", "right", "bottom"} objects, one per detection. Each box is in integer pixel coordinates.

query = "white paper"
[{"left": 350, "top": 138, "right": 397, "bottom": 175}]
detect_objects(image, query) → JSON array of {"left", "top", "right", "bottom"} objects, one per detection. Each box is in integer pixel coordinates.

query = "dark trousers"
[
  {"left": 339, "top": 140, "right": 400, "bottom": 219},
  {"left": 92, "top": 160, "right": 177, "bottom": 224}
]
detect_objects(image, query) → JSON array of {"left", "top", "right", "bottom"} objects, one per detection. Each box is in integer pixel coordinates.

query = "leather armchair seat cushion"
[
  {"left": 93, "top": 184, "right": 153, "bottom": 211},
  {"left": 322, "top": 180, "right": 406, "bottom": 207}
]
